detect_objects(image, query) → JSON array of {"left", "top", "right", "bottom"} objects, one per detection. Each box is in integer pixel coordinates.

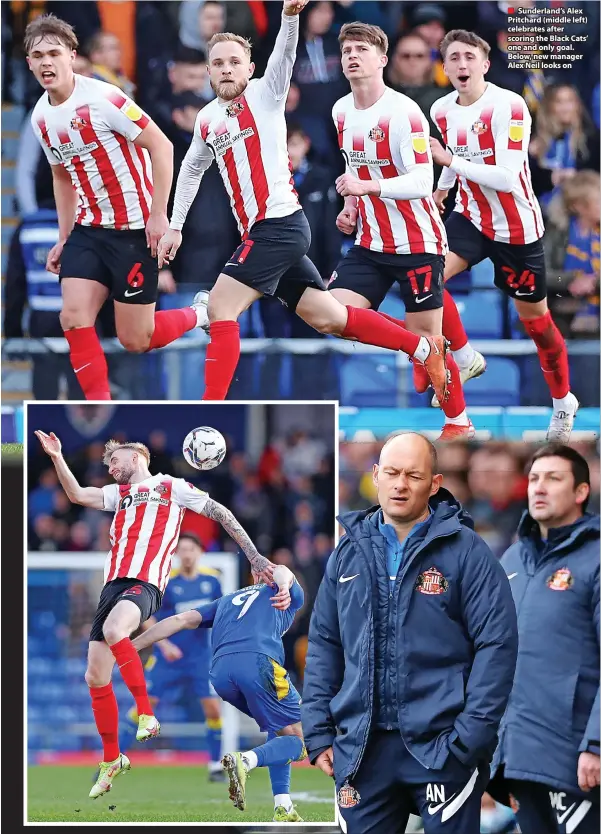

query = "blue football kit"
[{"left": 195, "top": 580, "right": 305, "bottom": 732}]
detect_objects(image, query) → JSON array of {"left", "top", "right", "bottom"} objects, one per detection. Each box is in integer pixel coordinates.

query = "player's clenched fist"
[
  {"left": 336, "top": 173, "right": 373, "bottom": 198},
  {"left": 46, "top": 240, "right": 65, "bottom": 275},
  {"left": 432, "top": 188, "right": 448, "bottom": 216},
  {"left": 429, "top": 137, "right": 452, "bottom": 167},
  {"left": 578, "top": 751, "right": 600, "bottom": 791},
  {"left": 336, "top": 204, "right": 358, "bottom": 235},
  {"left": 146, "top": 211, "right": 169, "bottom": 259},
  {"left": 35, "top": 430, "right": 62, "bottom": 458},
  {"left": 157, "top": 229, "right": 183, "bottom": 268},
  {"left": 283, "top": 0, "right": 309, "bottom": 15}
]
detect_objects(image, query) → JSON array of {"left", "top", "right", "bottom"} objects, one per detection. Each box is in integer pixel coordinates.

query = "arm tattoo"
[{"left": 202, "top": 498, "right": 270, "bottom": 573}]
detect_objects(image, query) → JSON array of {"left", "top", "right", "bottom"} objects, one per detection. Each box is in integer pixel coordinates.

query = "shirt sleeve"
[
  {"left": 101, "top": 484, "right": 119, "bottom": 512},
  {"left": 171, "top": 477, "right": 210, "bottom": 513},
  {"left": 378, "top": 108, "right": 434, "bottom": 200},
  {"left": 96, "top": 86, "right": 151, "bottom": 142},
  {"left": 169, "top": 112, "right": 215, "bottom": 230},
  {"left": 31, "top": 112, "right": 61, "bottom": 166},
  {"left": 430, "top": 101, "right": 457, "bottom": 191},
  {"left": 289, "top": 578, "right": 305, "bottom": 613},
  {"left": 195, "top": 598, "right": 219, "bottom": 627},
  {"left": 449, "top": 96, "right": 530, "bottom": 193},
  {"left": 261, "top": 13, "right": 299, "bottom": 102}
]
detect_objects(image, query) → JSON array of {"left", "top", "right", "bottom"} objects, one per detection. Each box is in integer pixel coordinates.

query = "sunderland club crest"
[
  {"left": 337, "top": 782, "right": 361, "bottom": 808},
  {"left": 547, "top": 568, "right": 574, "bottom": 591},
  {"left": 70, "top": 116, "right": 87, "bottom": 131},
  {"left": 471, "top": 119, "right": 487, "bottom": 135},
  {"left": 226, "top": 100, "right": 244, "bottom": 118},
  {"left": 415, "top": 566, "right": 449, "bottom": 595},
  {"left": 368, "top": 126, "right": 385, "bottom": 143}
]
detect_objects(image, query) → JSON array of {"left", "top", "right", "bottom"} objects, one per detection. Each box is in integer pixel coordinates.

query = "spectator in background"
[
  {"left": 86, "top": 30, "right": 135, "bottom": 97},
  {"left": 384, "top": 32, "right": 450, "bottom": 136},
  {"left": 332, "top": 0, "right": 389, "bottom": 34},
  {"left": 592, "top": 83, "right": 600, "bottom": 130},
  {"left": 530, "top": 85, "right": 600, "bottom": 212},
  {"left": 147, "top": 429, "right": 176, "bottom": 474},
  {"left": 544, "top": 171, "right": 600, "bottom": 337},
  {"left": 29, "top": 468, "right": 60, "bottom": 522},
  {"left": 408, "top": 2, "right": 448, "bottom": 88},
  {"left": 285, "top": 80, "right": 340, "bottom": 169},
  {"left": 179, "top": 0, "right": 260, "bottom": 54},
  {"left": 292, "top": 1, "right": 349, "bottom": 160}
]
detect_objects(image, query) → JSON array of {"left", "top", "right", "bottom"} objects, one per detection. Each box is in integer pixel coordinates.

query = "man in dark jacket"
[
  {"left": 491, "top": 443, "right": 600, "bottom": 834},
  {"left": 301, "top": 432, "right": 518, "bottom": 834}
]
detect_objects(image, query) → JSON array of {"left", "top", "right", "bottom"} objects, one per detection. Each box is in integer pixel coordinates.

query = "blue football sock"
[
  {"left": 251, "top": 734, "right": 305, "bottom": 768},
  {"left": 206, "top": 717, "right": 223, "bottom": 763},
  {"left": 266, "top": 730, "right": 291, "bottom": 796}
]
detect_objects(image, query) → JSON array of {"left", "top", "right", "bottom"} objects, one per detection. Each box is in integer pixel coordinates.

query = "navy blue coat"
[
  {"left": 493, "top": 512, "right": 600, "bottom": 795},
  {"left": 301, "top": 489, "right": 519, "bottom": 784}
]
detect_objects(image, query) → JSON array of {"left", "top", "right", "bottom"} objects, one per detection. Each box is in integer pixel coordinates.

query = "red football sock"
[
  {"left": 64, "top": 327, "right": 111, "bottom": 400},
  {"left": 443, "top": 289, "right": 468, "bottom": 351},
  {"left": 377, "top": 311, "right": 406, "bottom": 328},
  {"left": 203, "top": 320, "right": 241, "bottom": 400},
  {"left": 90, "top": 683, "right": 120, "bottom": 762},
  {"left": 147, "top": 307, "right": 196, "bottom": 351},
  {"left": 343, "top": 306, "right": 420, "bottom": 356},
  {"left": 110, "top": 637, "right": 153, "bottom": 717},
  {"left": 440, "top": 354, "right": 467, "bottom": 419},
  {"left": 520, "top": 312, "right": 570, "bottom": 398}
]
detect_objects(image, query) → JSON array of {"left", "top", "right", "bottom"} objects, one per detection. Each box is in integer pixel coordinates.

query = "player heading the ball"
[{"left": 35, "top": 429, "right": 275, "bottom": 800}]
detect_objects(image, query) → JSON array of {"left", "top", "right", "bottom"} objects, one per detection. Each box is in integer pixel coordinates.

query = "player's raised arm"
[
  {"left": 132, "top": 609, "right": 203, "bottom": 652},
  {"left": 430, "top": 96, "right": 530, "bottom": 194},
  {"left": 34, "top": 431, "right": 105, "bottom": 509},
  {"left": 262, "top": 1, "right": 308, "bottom": 101},
  {"left": 202, "top": 498, "right": 276, "bottom": 584},
  {"left": 158, "top": 112, "right": 215, "bottom": 268}
]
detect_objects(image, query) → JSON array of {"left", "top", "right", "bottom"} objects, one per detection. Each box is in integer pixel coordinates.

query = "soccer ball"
[{"left": 182, "top": 427, "right": 227, "bottom": 471}]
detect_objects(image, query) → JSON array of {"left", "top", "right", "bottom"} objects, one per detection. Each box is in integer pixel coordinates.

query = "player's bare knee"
[
  {"left": 117, "top": 332, "right": 153, "bottom": 353},
  {"left": 277, "top": 721, "right": 304, "bottom": 739},
  {"left": 60, "top": 309, "right": 86, "bottom": 331},
  {"left": 85, "top": 667, "right": 109, "bottom": 688},
  {"left": 102, "top": 622, "right": 128, "bottom": 645}
]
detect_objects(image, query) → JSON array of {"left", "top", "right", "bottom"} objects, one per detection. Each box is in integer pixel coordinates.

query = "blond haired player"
[
  {"left": 158, "top": 2, "right": 449, "bottom": 405},
  {"left": 429, "top": 29, "right": 577, "bottom": 441},
  {"left": 35, "top": 430, "right": 276, "bottom": 799}
]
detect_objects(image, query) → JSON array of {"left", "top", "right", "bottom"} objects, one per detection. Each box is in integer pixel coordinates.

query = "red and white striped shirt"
[
  {"left": 431, "top": 83, "right": 544, "bottom": 245},
  {"left": 31, "top": 75, "right": 153, "bottom": 230},
  {"left": 101, "top": 474, "right": 208, "bottom": 592},
  {"left": 170, "top": 13, "right": 301, "bottom": 238},
  {"left": 333, "top": 87, "right": 447, "bottom": 256}
]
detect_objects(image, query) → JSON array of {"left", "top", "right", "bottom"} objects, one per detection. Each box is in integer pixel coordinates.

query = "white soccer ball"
[{"left": 182, "top": 426, "right": 227, "bottom": 471}]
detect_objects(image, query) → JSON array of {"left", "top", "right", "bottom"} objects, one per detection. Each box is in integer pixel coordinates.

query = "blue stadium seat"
[
  {"left": 469, "top": 258, "right": 495, "bottom": 287},
  {"left": 463, "top": 357, "right": 520, "bottom": 407},
  {"left": 455, "top": 291, "right": 502, "bottom": 339},
  {"left": 339, "top": 355, "right": 398, "bottom": 407}
]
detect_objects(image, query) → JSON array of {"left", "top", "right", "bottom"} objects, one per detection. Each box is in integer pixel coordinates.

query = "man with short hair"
[
  {"left": 491, "top": 443, "right": 600, "bottom": 834},
  {"left": 302, "top": 432, "right": 518, "bottom": 833},
  {"left": 429, "top": 29, "right": 577, "bottom": 439},
  {"left": 35, "top": 429, "right": 275, "bottom": 799}
]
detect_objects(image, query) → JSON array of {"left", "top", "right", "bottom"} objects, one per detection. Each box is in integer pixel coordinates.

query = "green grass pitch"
[{"left": 27, "top": 764, "right": 336, "bottom": 823}]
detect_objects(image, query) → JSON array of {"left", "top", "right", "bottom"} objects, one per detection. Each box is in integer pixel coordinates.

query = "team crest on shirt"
[
  {"left": 338, "top": 782, "right": 361, "bottom": 808},
  {"left": 471, "top": 119, "right": 488, "bottom": 135},
  {"left": 70, "top": 116, "right": 87, "bottom": 131},
  {"left": 154, "top": 483, "right": 168, "bottom": 495},
  {"left": 547, "top": 568, "right": 574, "bottom": 591},
  {"left": 226, "top": 100, "right": 245, "bottom": 118},
  {"left": 415, "top": 566, "right": 449, "bottom": 595},
  {"left": 368, "top": 126, "right": 385, "bottom": 143}
]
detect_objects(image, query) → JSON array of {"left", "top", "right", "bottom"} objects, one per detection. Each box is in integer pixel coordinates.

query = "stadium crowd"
[
  {"left": 28, "top": 424, "right": 335, "bottom": 679},
  {"left": 3, "top": 0, "right": 600, "bottom": 392},
  {"left": 339, "top": 437, "right": 600, "bottom": 556}
]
